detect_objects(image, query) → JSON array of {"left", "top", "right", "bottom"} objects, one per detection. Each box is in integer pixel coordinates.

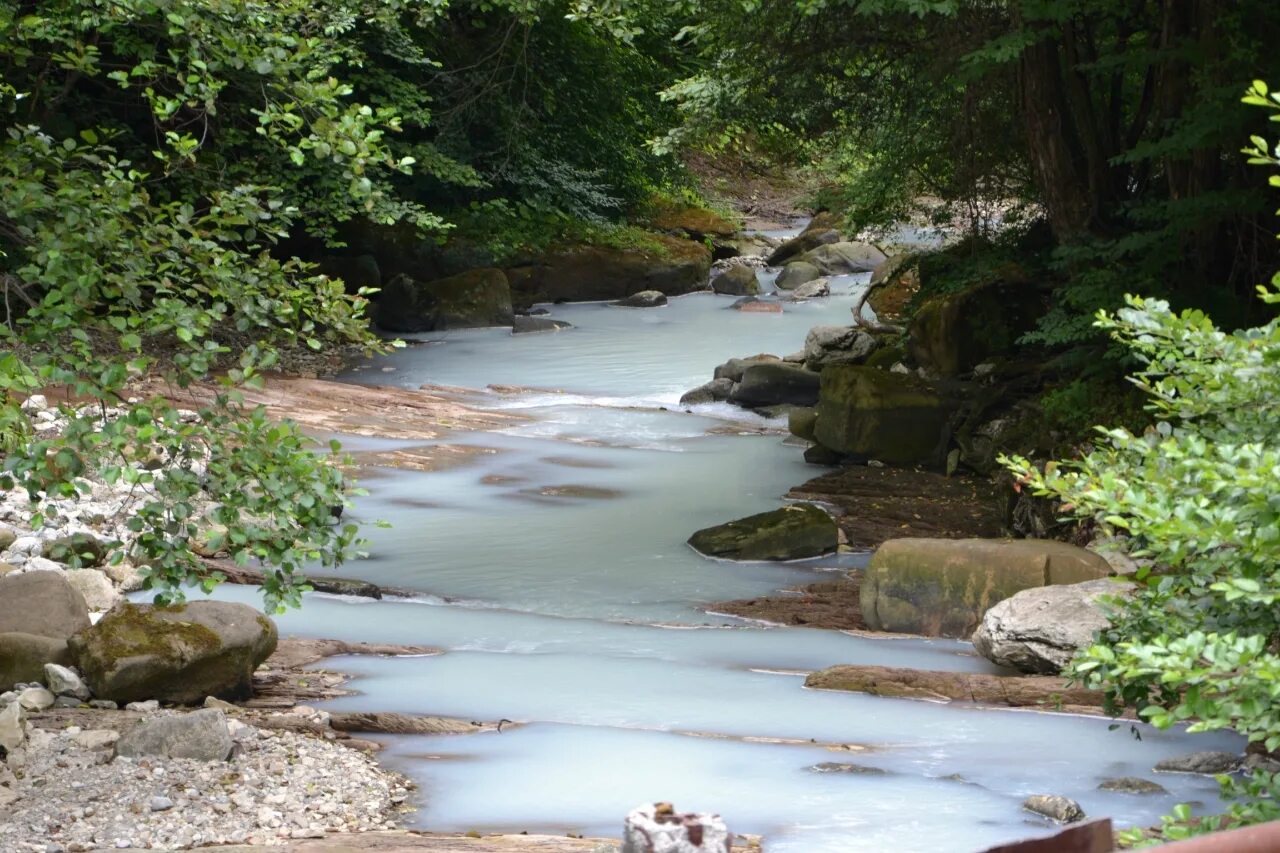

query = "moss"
[
  {"left": 688, "top": 503, "right": 838, "bottom": 561},
  {"left": 80, "top": 603, "right": 223, "bottom": 666}
]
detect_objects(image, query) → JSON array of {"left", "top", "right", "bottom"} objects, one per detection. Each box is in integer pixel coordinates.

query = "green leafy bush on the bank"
[{"left": 1003, "top": 83, "right": 1280, "bottom": 840}]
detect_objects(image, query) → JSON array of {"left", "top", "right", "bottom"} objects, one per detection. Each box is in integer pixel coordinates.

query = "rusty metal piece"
[
  {"left": 1154, "top": 821, "right": 1280, "bottom": 851},
  {"left": 978, "top": 819, "right": 1113, "bottom": 853}
]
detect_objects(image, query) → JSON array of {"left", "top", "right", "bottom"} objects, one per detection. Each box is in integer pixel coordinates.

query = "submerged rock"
[
  {"left": 376, "top": 268, "right": 514, "bottom": 332},
  {"left": 688, "top": 503, "right": 838, "bottom": 561},
  {"left": 70, "top": 601, "right": 277, "bottom": 704},
  {"left": 1098, "top": 777, "right": 1168, "bottom": 795},
  {"left": 710, "top": 264, "right": 761, "bottom": 296},
  {"left": 613, "top": 290, "right": 669, "bottom": 308},
  {"left": 861, "top": 538, "right": 1112, "bottom": 637},
  {"left": 1023, "top": 794, "right": 1085, "bottom": 824},
  {"left": 808, "top": 762, "right": 887, "bottom": 775},
  {"left": 972, "top": 579, "right": 1131, "bottom": 673},
  {"left": 512, "top": 315, "right": 572, "bottom": 334}
]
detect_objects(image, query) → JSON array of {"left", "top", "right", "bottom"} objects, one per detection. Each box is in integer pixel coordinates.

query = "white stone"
[
  {"left": 22, "top": 556, "right": 65, "bottom": 573},
  {"left": 44, "top": 664, "right": 91, "bottom": 701},
  {"left": 20, "top": 395, "right": 47, "bottom": 412},
  {"left": 0, "top": 702, "right": 25, "bottom": 752},
  {"left": 621, "top": 803, "right": 731, "bottom": 853},
  {"left": 17, "top": 687, "right": 55, "bottom": 712},
  {"left": 63, "top": 569, "right": 120, "bottom": 613},
  {"left": 125, "top": 700, "right": 159, "bottom": 713},
  {"left": 70, "top": 730, "right": 118, "bottom": 751}
]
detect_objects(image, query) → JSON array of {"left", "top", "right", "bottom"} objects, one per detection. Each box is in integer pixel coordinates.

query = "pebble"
[{"left": 0, "top": 722, "right": 409, "bottom": 851}]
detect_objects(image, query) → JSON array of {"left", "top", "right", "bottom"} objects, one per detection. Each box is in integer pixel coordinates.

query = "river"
[{"left": 203, "top": 265, "right": 1237, "bottom": 851}]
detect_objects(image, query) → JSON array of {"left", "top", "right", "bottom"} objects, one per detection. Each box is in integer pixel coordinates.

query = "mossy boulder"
[
  {"left": 788, "top": 407, "right": 818, "bottom": 442},
  {"left": 797, "top": 241, "right": 887, "bottom": 276},
  {"left": 644, "top": 203, "right": 737, "bottom": 240},
  {"left": 0, "top": 632, "right": 71, "bottom": 691},
  {"left": 775, "top": 261, "right": 821, "bottom": 291},
  {"left": 860, "top": 538, "right": 1112, "bottom": 638},
  {"left": 766, "top": 226, "right": 840, "bottom": 267},
  {"left": 813, "top": 365, "right": 958, "bottom": 466},
  {"left": 43, "top": 532, "right": 110, "bottom": 567},
  {"left": 69, "top": 601, "right": 278, "bottom": 704},
  {"left": 506, "top": 235, "right": 711, "bottom": 306},
  {"left": 376, "top": 268, "right": 514, "bottom": 333},
  {"left": 688, "top": 503, "right": 838, "bottom": 561},
  {"left": 711, "top": 264, "right": 761, "bottom": 296},
  {"left": 908, "top": 275, "right": 1044, "bottom": 377}
]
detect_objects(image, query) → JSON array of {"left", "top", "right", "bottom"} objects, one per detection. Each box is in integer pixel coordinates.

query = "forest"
[{"left": 2, "top": 0, "right": 1280, "bottom": 849}]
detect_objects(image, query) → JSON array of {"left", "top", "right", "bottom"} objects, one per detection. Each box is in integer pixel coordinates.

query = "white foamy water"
[{"left": 175, "top": 278, "right": 1239, "bottom": 850}]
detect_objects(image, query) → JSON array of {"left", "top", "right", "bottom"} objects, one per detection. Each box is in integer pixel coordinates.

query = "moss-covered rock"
[
  {"left": 788, "top": 407, "right": 818, "bottom": 442},
  {"left": 813, "top": 366, "right": 958, "bottom": 465},
  {"left": 766, "top": 227, "right": 840, "bottom": 267},
  {"left": 775, "top": 261, "right": 821, "bottom": 291},
  {"left": 0, "top": 632, "right": 71, "bottom": 691},
  {"left": 711, "top": 264, "right": 761, "bottom": 296},
  {"left": 644, "top": 202, "right": 738, "bottom": 240},
  {"left": 729, "top": 362, "right": 821, "bottom": 408},
  {"left": 376, "top": 268, "right": 514, "bottom": 333},
  {"left": 860, "top": 538, "right": 1112, "bottom": 637},
  {"left": 908, "top": 275, "right": 1044, "bottom": 377},
  {"left": 69, "top": 601, "right": 278, "bottom": 704},
  {"left": 688, "top": 503, "right": 838, "bottom": 561},
  {"left": 506, "top": 235, "right": 711, "bottom": 306}
]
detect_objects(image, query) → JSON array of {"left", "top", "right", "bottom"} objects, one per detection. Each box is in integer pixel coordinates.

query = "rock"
[
  {"left": 775, "top": 261, "right": 821, "bottom": 290},
  {"left": 22, "top": 556, "right": 65, "bottom": 573},
  {"left": 679, "top": 378, "right": 735, "bottom": 406},
  {"left": 0, "top": 563, "right": 15, "bottom": 577},
  {"left": 1098, "top": 777, "right": 1168, "bottom": 795},
  {"left": 88, "top": 699, "right": 117, "bottom": 710},
  {"left": 729, "top": 362, "right": 821, "bottom": 408},
  {"left": 621, "top": 802, "right": 731, "bottom": 853},
  {"left": 645, "top": 203, "right": 738, "bottom": 241},
  {"left": 803, "top": 445, "right": 844, "bottom": 465},
  {"left": 711, "top": 265, "right": 761, "bottom": 296},
  {"left": 807, "top": 762, "right": 887, "bottom": 775},
  {"left": 613, "top": 290, "right": 668, "bottom": 308},
  {"left": 735, "top": 300, "right": 783, "bottom": 313},
  {"left": 714, "top": 354, "right": 780, "bottom": 383},
  {"left": 0, "top": 633, "right": 71, "bottom": 691},
  {"left": 1023, "top": 794, "right": 1085, "bottom": 824},
  {"left": 802, "top": 325, "right": 879, "bottom": 371},
  {"left": 63, "top": 569, "right": 120, "bottom": 613},
  {"left": 812, "top": 365, "right": 959, "bottom": 466},
  {"left": 317, "top": 253, "right": 380, "bottom": 292},
  {"left": 52, "top": 695, "right": 83, "bottom": 708},
  {"left": 42, "top": 533, "right": 109, "bottom": 568},
  {"left": 43, "top": 664, "right": 90, "bottom": 700},
  {"left": 508, "top": 235, "right": 711, "bottom": 306},
  {"left": 149, "top": 795, "right": 174, "bottom": 812},
  {"left": 125, "top": 700, "right": 159, "bottom": 713},
  {"left": 767, "top": 228, "right": 840, "bottom": 266},
  {"left": 17, "top": 687, "right": 54, "bottom": 711},
  {"left": 375, "top": 268, "right": 514, "bottom": 332},
  {"left": 908, "top": 275, "right": 1044, "bottom": 377},
  {"left": 791, "top": 278, "right": 830, "bottom": 299},
  {"left": 0, "top": 573, "right": 90, "bottom": 640},
  {"left": 70, "top": 729, "right": 118, "bottom": 750},
  {"left": 797, "top": 241, "right": 887, "bottom": 276},
  {"left": 1154, "top": 751, "right": 1242, "bottom": 775},
  {"left": 972, "top": 579, "right": 1131, "bottom": 673},
  {"left": 69, "top": 601, "right": 278, "bottom": 704},
  {"left": 0, "top": 701, "right": 25, "bottom": 752},
  {"left": 788, "top": 407, "right": 818, "bottom": 442},
  {"left": 328, "top": 712, "right": 483, "bottom": 735},
  {"left": 861, "top": 538, "right": 1112, "bottom": 637},
  {"left": 0, "top": 526, "right": 17, "bottom": 552},
  {"left": 114, "top": 709, "right": 233, "bottom": 761},
  {"left": 512, "top": 316, "right": 572, "bottom": 334},
  {"left": 807, "top": 665, "right": 1107, "bottom": 712},
  {"left": 688, "top": 503, "right": 838, "bottom": 561}
]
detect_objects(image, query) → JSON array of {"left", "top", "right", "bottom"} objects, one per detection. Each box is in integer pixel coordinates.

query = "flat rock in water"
[
  {"left": 805, "top": 664, "right": 1106, "bottom": 713},
  {"left": 613, "top": 290, "right": 668, "bottom": 308},
  {"left": 807, "top": 762, "right": 887, "bottom": 775},
  {"left": 735, "top": 300, "right": 782, "bottom": 313},
  {"left": 328, "top": 711, "right": 484, "bottom": 735},
  {"left": 1154, "top": 751, "right": 1242, "bottom": 775},
  {"left": 1098, "top": 777, "right": 1168, "bottom": 795},
  {"left": 512, "top": 316, "right": 572, "bottom": 334},
  {"left": 114, "top": 708, "right": 233, "bottom": 761},
  {"left": 688, "top": 503, "right": 838, "bottom": 561}
]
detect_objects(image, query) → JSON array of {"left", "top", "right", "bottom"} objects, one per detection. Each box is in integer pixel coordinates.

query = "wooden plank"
[{"left": 978, "top": 819, "right": 1113, "bottom": 853}]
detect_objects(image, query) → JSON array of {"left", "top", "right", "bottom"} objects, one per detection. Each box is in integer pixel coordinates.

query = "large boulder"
[
  {"left": 861, "top": 538, "right": 1113, "bottom": 637},
  {"left": 796, "top": 242, "right": 887, "bottom": 276},
  {"left": 729, "top": 362, "right": 821, "bottom": 408},
  {"left": 64, "top": 568, "right": 121, "bottom": 613},
  {"left": 713, "top": 354, "right": 780, "bottom": 383},
  {"left": 0, "top": 633, "right": 71, "bottom": 691},
  {"left": 908, "top": 276, "right": 1044, "bottom": 377},
  {"left": 688, "top": 503, "right": 837, "bottom": 561},
  {"left": 812, "top": 366, "right": 958, "bottom": 465},
  {"left": 775, "top": 261, "right": 821, "bottom": 291},
  {"left": 766, "top": 229, "right": 840, "bottom": 267},
  {"left": 69, "top": 602, "right": 278, "bottom": 704},
  {"left": 0, "top": 572, "right": 90, "bottom": 640},
  {"left": 972, "top": 578, "right": 1131, "bottom": 673},
  {"left": 679, "top": 378, "right": 735, "bottom": 406},
  {"left": 115, "top": 709, "right": 233, "bottom": 762},
  {"left": 375, "top": 268, "right": 514, "bottom": 332},
  {"left": 802, "top": 326, "right": 879, "bottom": 371},
  {"left": 506, "top": 236, "right": 711, "bottom": 306},
  {"left": 710, "top": 265, "right": 760, "bottom": 296}
]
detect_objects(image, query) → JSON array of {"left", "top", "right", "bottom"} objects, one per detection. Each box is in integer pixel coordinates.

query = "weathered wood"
[{"left": 979, "top": 819, "right": 1113, "bottom": 853}]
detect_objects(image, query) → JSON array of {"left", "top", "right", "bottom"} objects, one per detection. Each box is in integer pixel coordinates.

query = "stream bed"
[{"left": 200, "top": 273, "right": 1237, "bottom": 851}]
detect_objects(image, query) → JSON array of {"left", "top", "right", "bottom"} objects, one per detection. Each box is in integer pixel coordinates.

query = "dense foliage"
[{"left": 1004, "top": 86, "right": 1280, "bottom": 838}]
